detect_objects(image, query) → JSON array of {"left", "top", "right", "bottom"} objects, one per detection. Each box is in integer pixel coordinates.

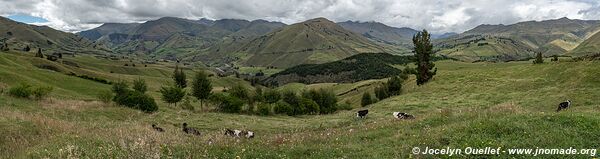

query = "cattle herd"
[
  {"left": 150, "top": 122, "right": 255, "bottom": 139},
  {"left": 150, "top": 100, "right": 572, "bottom": 138}
]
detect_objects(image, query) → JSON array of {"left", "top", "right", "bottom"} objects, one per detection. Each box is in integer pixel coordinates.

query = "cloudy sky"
[{"left": 1, "top": 0, "right": 600, "bottom": 33}]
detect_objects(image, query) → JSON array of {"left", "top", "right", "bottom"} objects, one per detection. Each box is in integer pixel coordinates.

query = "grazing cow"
[
  {"left": 225, "top": 129, "right": 255, "bottom": 138},
  {"left": 393, "top": 112, "right": 415, "bottom": 119},
  {"left": 556, "top": 100, "right": 571, "bottom": 112},
  {"left": 356, "top": 110, "right": 369, "bottom": 118},
  {"left": 151, "top": 124, "right": 164, "bottom": 132},
  {"left": 182, "top": 123, "right": 201, "bottom": 136}
]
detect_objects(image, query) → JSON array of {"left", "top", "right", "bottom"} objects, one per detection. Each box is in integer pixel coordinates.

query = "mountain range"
[{"left": 3, "top": 16, "right": 600, "bottom": 67}]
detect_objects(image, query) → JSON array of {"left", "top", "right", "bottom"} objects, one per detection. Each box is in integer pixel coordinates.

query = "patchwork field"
[{"left": 1, "top": 51, "right": 600, "bottom": 158}]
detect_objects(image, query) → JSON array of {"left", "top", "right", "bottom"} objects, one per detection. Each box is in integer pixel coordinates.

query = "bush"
[
  {"left": 8, "top": 83, "right": 32, "bottom": 98},
  {"left": 262, "top": 89, "right": 281, "bottom": 104},
  {"left": 180, "top": 96, "right": 195, "bottom": 111},
  {"left": 132, "top": 78, "right": 147, "bottom": 93},
  {"left": 229, "top": 84, "right": 249, "bottom": 100},
  {"left": 361, "top": 92, "right": 374, "bottom": 107},
  {"left": 210, "top": 93, "right": 244, "bottom": 113},
  {"left": 273, "top": 101, "right": 293, "bottom": 115},
  {"left": 301, "top": 98, "right": 320, "bottom": 114},
  {"left": 257, "top": 103, "right": 272, "bottom": 116},
  {"left": 160, "top": 85, "right": 186, "bottom": 106},
  {"left": 31, "top": 86, "right": 53, "bottom": 100},
  {"left": 375, "top": 84, "right": 390, "bottom": 100},
  {"left": 111, "top": 81, "right": 158, "bottom": 112},
  {"left": 124, "top": 91, "right": 158, "bottom": 112},
  {"left": 97, "top": 90, "right": 113, "bottom": 104}
]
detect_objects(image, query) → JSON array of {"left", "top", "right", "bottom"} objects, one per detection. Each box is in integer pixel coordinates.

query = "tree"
[
  {"left": 533, "top": 52, "right": 544, "bottom": 64},
  {"left": 551, "top": 55, "right": 559, "bottom": 62},
  {"left": 361, "top": 92, "right": 374, "bottom": 107},
  {"left": 36, "top": 48, "right": 44, "bottom": 58},
  {"left": 191, "top": 71, "right": 212, "bottom": 109},
  {"left": 172, "top": 65, "right": 187, "bottom": 88},
  {"left": 413, "top": 29, "right": 437, "bottom": 85},
  {"left": 387, "top": 76, "right": 403, "bottom": 95},
  {"left": 375, "top": 84, "right": 390, "bottom": 100},
  {"left": 160, "top": 85, "right": 186, "bottom": 106},
  {"left": 262, "top": 88, "right": 281, "bottom": 104},
  {"left": 1, "top": 43, "right": 8, "bottom": 51},
  {"left": 132, "top": 78, "right": 147, "bottom": 93}
]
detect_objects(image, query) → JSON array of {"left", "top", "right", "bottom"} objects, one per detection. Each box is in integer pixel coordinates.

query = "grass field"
[{"left": 1, "top": 51, "right": 600, "bottom": 158}]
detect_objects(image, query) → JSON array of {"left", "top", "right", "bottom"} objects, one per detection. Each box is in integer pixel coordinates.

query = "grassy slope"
[{"left": 1, "top": 53, "right": 600, "bottom": 158}]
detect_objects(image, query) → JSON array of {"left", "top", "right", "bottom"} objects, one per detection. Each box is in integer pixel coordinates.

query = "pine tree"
[
  {"left": 160, "top": 85, "right": 186, "bottom": 106},
  {"left": 172, "top": 65, "right": 187, "bottom": 88},
  {"left": 191, "top": 71, "right": 212, "bottom": 109},
  {"left": 413, "top": 29, "right": 436, "bottom": 85},
  {"left": 36, "top": 48, "right": 44, "bottom": 58},
  {"left": 361, "top": 92, "right": 374, "bottom": 107},
  {"left": 533, "top": 52, "right": 544, "bottom": 64}
]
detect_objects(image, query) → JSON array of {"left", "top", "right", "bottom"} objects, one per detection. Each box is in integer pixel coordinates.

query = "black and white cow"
[
  {"left": 393, "top": 112, "right": 415, "bottom": 119},
  {"left": 556, "top": 100, "right": 571, "bottom": 112},
  {"left": 151, "top": 124, "right": 164, "bottom": 132},
  {"left": 182, "top": 123, "right": 201, "bottom": 136},
  {"left": 225, "top": 129, "right": 255, "bottom": 138},
  {"left": 357, "top": 110, "right": 369, "bottom": 118}
]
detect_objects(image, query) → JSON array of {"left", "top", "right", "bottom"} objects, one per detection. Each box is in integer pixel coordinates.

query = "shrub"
[
  {"left": 124, "top": 91, "right": 158, "bottom": 112},
  {"left": 306, "top": 89, "right": 337, "bottom": 114},
  {"left": 375, "top": 84, "right": 390, "bottom": 100},
  {"left": 229, "top": 84, "right": 249, "bottom": 100},
  {"left": 257, "top": 103, "right": 272, "bottom": 116},
  {"left": 361, "top": 92, "right": 374, "bottom": 107},
  {"left": 210, "top": 93, "right": 244, "bottom": 113},
  {"left": 533, "top": 52, "right": 544, "bottom": 64},
  {"left": 111, "top": 81, "right": 158, "bottom": 112},
  {"left": 160, "top": 85, "right": 186, "bottom": 106},
  {"left": 8, "top": 83, "right": 32, "bottom": 98},
  {"left": 97, "top": 90, "right": 113, "bottom": 104},
  {"left": 132, "top": 78, "right": 147, "bottom": 93},
  {"left": 180, "top": 96, "right": 195, "bottom": 111},
  {"left": 387, "top": 76, "right": 403, "bottom": 96},
  {"left": 301, "top": 98, "right": 320, "bottom": 114},
  {"left": 262, "top": 88, "right": 281, "bottom": 104},
  {"left": 273, "top": 101, "right": 293, "bottom": 115},
  {"left": 31, "top": 86, "right": 53, "bottom": 100}
]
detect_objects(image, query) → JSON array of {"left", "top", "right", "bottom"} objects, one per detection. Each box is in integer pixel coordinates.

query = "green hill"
[
  {"left": 265, "top": 53, "right": 412, "bottom": 85},
  {"left": 437, "top": 17, "right": 600, "bottom": 62},
  {"left": 239, "top": 18, "right": 393, "bottom": 68},
  {"left": 0, "top": 16, "right": 108, "bottom": 55},
  {"left": 3, "top": 51, "right": 600, "bottom": 158}
]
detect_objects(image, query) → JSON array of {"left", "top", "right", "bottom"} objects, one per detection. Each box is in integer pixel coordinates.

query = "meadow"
[{"left": 1, "top": 51, "right": 599, "bottom": 158}]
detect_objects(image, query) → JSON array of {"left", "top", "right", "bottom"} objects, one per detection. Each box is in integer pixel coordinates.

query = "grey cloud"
[{"left": 0, "top": 0, "right": 598, "bottom": 33}]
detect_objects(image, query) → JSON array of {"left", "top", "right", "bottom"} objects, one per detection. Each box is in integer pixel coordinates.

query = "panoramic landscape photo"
[{"left": 1, "top": 0, "right": 600, "bottom": 158}]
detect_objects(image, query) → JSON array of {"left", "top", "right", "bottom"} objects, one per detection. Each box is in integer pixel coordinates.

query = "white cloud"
[{"left": 0, "top": 0, "right": 598, "bottom": 33}]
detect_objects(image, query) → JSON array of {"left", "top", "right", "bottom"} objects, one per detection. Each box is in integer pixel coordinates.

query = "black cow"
[
  {"left": 356, "top": 110, "right": 369, "bottom": 118},
  {"left": 151, "top": 124, "right": 164, "bottom": 132},
  {"left": 182, "top": 123, "right": 201, "bottom": 136},
  {"left": 556, "top": 100, "right": 571, "bottom": 112}
]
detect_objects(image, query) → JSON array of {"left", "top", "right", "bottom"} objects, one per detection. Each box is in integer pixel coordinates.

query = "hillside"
[
  {"left": 337, "top": 21, "right": 417, "bottom": 51},
  {"left": 436, "top": 17, "right": 600, "bottom": 62},
  {"left": 2, "top": 51, "right": 600, "bottom": 158},
  {"left": 239, "top": 18, "right": 393, "bottom": 68},
  {"left": 0, "top": 16, "right": 108, "bottom": 55},
  {"left": 570, "top": 31, "right": 600, "bottom": 56},
  {"left": 264, "top": 53, "right": 412, "bottom": 85}
]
